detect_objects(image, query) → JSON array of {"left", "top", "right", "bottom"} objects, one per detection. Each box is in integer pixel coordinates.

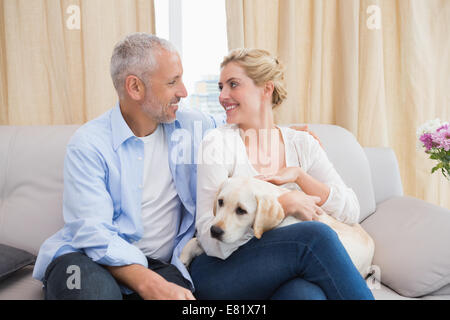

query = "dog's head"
[{"left": 210, "top": 177, "right": 285, "bottom": 243}]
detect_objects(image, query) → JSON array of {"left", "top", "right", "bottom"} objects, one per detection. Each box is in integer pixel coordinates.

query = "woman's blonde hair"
[{"left": 221, "top": 48, "right": 287, "bottom": 108}]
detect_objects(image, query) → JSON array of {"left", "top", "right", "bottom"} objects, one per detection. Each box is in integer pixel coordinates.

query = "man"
[{"left": 33, "top": 33, "right": 221, "bottom": 299}]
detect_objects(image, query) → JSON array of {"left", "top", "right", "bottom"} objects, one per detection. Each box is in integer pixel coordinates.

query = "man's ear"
[
  {"left": 253, "top": 194, "right": 285, "bottom": 239},
  {"left": 125, "top": 75, "right": 145, "bottom": 100}
]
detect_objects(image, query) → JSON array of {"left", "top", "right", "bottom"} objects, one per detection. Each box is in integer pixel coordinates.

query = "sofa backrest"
[
  {"left": 0, "top": 123, "right": 377, "bottom": 256},
  {"left": 0, "top": 125, "right": 79, "bottom": 255},
  {"left": 305, "top": 124, "right": 377, "bottom": 222}
]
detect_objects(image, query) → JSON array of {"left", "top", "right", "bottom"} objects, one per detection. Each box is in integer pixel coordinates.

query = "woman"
[{"left": 190, "top": 48, "right": 374, "bottom": 300}]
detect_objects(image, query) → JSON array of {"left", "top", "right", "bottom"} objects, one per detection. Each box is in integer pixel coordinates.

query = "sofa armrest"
[
  {"left": 364, "top": 147, "right": 403, "bottom": 205},
  {"left": 361, "top": 196, "right": 450, "bottom": 298}
]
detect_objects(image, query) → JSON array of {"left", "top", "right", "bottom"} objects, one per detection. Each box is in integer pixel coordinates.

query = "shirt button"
[
  {"left": 138, "top": 156, "right": 143, "bottom": 161},
  {"left": 138, "top": 184, "right": 143, "bottom": 189}
]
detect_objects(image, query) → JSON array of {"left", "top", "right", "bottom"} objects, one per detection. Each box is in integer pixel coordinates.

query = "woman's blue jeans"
[{"left": 190, "top": 221, "right": 374, "bottom": 300}]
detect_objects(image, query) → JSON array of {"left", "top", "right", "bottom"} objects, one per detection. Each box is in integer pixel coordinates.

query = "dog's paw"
[
  {"left": 180, "top": 238, "right": 203, "bottom": 268},
  {"left": 180, "top": 253, "right": 192, "bottom": 268}
]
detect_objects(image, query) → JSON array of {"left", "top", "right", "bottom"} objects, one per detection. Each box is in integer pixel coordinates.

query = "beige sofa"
[{"left": 0, "top": 123, "right": 449, "bottom": 300}]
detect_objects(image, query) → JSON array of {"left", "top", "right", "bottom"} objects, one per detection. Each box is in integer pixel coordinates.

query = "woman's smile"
[{"left": 222, "top": 102, "right": 240, "bottom": 116}]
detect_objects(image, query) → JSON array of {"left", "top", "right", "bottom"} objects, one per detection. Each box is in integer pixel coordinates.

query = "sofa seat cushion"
[
  {"left": 0, "top": 265, "right": 44, "bottom": 300},
  {"left": 362, "top": 196, "right": 450, "bottom": 298},
  {"left": 369, "top": 278, "right": 450, "bottom": 300}
]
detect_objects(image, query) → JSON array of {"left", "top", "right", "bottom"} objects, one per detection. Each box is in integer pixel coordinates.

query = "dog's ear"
[
  {"left": 253, "top": 194, "right": 285, "bottom": 239},
  {"left": 213, "top": 180, "right": 226, "bottom": 216}
]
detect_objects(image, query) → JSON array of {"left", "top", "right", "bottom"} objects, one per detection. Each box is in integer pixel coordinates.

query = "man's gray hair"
[{"left": 110, "top": 32, "right": 177, "bottom": 98}]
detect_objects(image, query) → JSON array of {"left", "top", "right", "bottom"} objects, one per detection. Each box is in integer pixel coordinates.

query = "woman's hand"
[
  {"left": 277, "top": 190, "right": 325, "bottom": 221},
  {"left": 255, "top": 167, "right": 303, "bottom": 186}
]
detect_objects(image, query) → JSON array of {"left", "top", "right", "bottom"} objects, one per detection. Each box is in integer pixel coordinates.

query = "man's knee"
[{"left": 44, "top": 252, "right": 122, "bottom": 300}]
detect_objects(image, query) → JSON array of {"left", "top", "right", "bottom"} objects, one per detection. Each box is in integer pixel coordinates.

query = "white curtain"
[
  {"left": 0, "top": 0, "right": 155, "bottom": 125},
  {"left": 225, "top": 0, "right": 450, "bottom": 208}
]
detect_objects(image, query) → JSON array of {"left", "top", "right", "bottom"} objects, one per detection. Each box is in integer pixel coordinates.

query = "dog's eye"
[
  {"left": 218, "top": 199, "right": 224, "bottom": 207},
  {"left": 236, "top": 207, "right": 247, "bottom": 215}
]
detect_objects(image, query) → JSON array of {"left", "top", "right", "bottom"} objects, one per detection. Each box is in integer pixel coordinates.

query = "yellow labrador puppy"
[{"left": 181, "top": 177, "right": 375, "bottom": 278}]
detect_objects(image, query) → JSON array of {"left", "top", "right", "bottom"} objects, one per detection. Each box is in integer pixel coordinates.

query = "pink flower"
[
  {"left": 417, "top": 120, "right": 450, "bottom": 179},
  {"left": 432, "top": 125, "right": 450, "bottom": 151},
  {"left": 420, "top": 133, "right": 434, "bottom": 151},
  {"left": 437, "top": 123, "right": 449, "bottom": 132}
]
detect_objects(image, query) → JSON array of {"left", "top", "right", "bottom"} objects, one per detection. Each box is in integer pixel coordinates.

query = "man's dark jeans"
[{"left": 43, "top": 252, "right": 191, "bottom": 300}]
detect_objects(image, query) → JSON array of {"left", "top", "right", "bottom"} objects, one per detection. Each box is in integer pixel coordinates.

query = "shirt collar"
[
  {"left": 111, "top": 102, "right": 136, "bottom": 151},
  {"left": 111, "top": 102, "right": 182, "bottom": 151}
]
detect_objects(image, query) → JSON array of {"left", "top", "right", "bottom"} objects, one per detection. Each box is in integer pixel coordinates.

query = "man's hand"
[
  {"left": 138, "top": 274, "right": 195, "bottom": 300},
  {"left": 277, "top": 190, "right": 325, "bottom": 221},
  {"left": 106, "top": 264, "right": 195, "bottom": 300},
  {"left": 290, "top": 124, "right": 323, "bottom": 148}
]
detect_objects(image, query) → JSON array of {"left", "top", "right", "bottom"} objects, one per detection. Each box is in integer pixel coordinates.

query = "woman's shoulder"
[
  {"left": 280, "top": 126, "right": 317, "bottom": 146},
  {"left": 280, "top": 126, "right": 323, "bottom": 163}
]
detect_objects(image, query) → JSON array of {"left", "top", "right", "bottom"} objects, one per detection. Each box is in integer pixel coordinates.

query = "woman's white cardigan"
[{"left": 195, "top": 124, "right": 360, "bottom": 260}]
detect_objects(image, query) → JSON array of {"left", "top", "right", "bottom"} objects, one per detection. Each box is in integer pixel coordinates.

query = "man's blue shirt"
[{"left": 32, "top": 103, "right": 225, "bottom": 293}]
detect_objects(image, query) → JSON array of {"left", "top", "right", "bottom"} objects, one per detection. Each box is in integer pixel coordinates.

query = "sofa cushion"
[
  {"left": 0, "top": 125, "right": 79, "bottom": 255},
  {"left": 0, "top": 244, "right": 36, "bottom": 281},
  {"left": 361, "top": 196, "right": 450, "bottom": 297},
  {"left": 0, "top": 265, "right": 44, "bottom": 300},
  {"left": 368, "top": 278, "right": 450, "bottom": 300},
  {"left": 363, "top": 147, "right": 403, "bottom": 204}
]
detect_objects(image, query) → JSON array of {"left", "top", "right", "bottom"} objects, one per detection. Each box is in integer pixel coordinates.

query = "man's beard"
[{"left": 141, "top": 94, "right": 180, "bottom": 124}]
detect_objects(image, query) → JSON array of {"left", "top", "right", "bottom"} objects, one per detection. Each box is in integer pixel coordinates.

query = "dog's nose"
[{"left": 210, "top": 225, "right": 224, "bottom": 239}]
